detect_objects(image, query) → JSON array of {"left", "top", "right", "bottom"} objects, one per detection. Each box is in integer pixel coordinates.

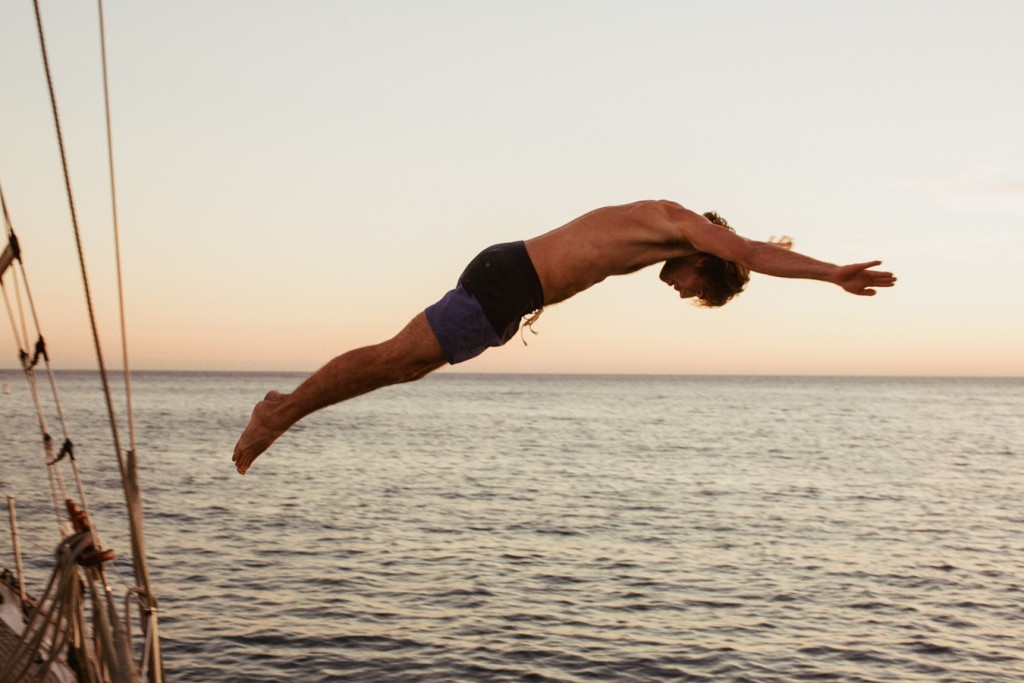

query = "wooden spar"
[
  {"left": 126, "top": 449, "right": 164, "bottom": 683},
  {"left": 7, "top": 496, "right": 28, "bottom": 605}
]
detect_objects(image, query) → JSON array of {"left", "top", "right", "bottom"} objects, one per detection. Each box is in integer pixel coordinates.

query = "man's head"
[{"left": 658, "top": 211, "right": 750, "bottom": 308}]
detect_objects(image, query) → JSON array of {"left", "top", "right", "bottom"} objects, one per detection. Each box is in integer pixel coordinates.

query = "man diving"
[{"left": 232, "top": 199, "right": 896, "bottom": 474}]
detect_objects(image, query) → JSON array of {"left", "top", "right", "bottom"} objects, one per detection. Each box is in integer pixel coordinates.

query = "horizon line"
[{"left": 1, "top": 367, "right": 1021, "bottom": 381}]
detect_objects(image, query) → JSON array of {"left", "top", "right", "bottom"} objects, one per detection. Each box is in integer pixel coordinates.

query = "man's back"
[{"left": 525, "top": 200, "right": 703, "bottom": 305}]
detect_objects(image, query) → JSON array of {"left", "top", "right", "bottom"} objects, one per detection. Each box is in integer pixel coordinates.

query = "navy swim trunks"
[{"left": 425, "top": 241, "right": 545, "bottom": 364}]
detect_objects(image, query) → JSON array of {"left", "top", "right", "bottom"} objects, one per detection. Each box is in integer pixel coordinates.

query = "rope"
[
  {"left": 97, "top": 0, "right": 138, "bottom": 459},
  {"left": 0, "top": 530, "right": 140, "bottom": 683},
  {"left": 24, "top": 369, "right": 69, "bottom": 529},
  {"left": 33, "top": 0, "right": 129, "bottom": 485},
  {"left": 1, "top": 271, "right": 22, "bottom": 359},
  {"left": 27, "top": 3, "right": 164, "bottom": 678},
  {"left": 23, "top": 13, "right": 139, "bottom": 669},
  {"left": 1, "top": 185, "right": 94, "bottom": 540},
  {"left": 31, "top": 0, "right": 125, "bottom": 573},
  {"left": 96, "top": 3, "right": 163, "bottom": 679},
  {"left": 96, "top": 2, "right": 164, "bottom": 679},
  {"left": 0, "top": 180, "right": 15, "bottom": 241},
  {"left": 0, "top": 184, "right": 28, "bottom": 353},
  {"left": 0, "top": 531, "right": 96, "bottom": 683}
]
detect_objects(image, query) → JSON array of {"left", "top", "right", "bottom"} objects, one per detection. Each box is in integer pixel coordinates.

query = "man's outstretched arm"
[
  {"left": 656, "top": 201, "right": 897, "bottom": 296},
  {"left": 734, "top": 238, "right": 896, "bottom": 296}
]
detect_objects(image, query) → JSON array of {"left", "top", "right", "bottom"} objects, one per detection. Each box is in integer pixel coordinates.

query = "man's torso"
[{"left": 524, "top": 200, "right": 700, "bottom": 305}]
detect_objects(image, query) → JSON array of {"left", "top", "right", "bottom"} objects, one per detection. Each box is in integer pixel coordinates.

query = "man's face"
[{"left": 659, "top": 255, "right": 706, "bottom": 300}]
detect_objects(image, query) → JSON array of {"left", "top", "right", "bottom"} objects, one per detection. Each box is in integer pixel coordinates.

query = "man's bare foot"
[{"left": 232, "top": 391, "right": 288, "bottom": 474}]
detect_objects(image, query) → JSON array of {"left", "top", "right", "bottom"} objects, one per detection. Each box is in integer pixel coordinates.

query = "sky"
[{"left": 1, "top": 0, "right": 1022, "bottom": 376}]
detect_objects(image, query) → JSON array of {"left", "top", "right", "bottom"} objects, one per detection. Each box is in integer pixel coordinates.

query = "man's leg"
[{"left": 232, "top": 311, "right": 445, "bottom": 474}]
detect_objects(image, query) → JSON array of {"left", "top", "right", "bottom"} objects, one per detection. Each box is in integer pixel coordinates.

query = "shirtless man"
[{"left": 232, "top": 200, "right": 895, "bottom": 474}]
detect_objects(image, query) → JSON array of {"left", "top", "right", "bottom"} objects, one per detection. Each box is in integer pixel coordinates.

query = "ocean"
[{"left": 1, "top": 371, "right": 1022, "bottom": 682}]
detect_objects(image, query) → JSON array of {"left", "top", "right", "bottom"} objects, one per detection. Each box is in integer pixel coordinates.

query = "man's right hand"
[{"left": 832, "top": 261, "right": 897, "bottom": 296}]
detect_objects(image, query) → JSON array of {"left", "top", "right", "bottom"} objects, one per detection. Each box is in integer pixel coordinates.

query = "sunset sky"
[{"left": 2, "top": 1, "right": 1022, "bottom": 376}]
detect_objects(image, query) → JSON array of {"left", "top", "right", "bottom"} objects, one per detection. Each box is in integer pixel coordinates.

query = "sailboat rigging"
[{"left": 2, "top": 1, "right": 164, "bottom": 680}]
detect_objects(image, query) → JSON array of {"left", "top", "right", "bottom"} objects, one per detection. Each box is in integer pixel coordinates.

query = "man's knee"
[
  {"left": 379, "top": 313, "right": 445, "bottom": 383},
  {"left": 397, "top": 361, "right": 442, "bottom": 384},
  {"left": 383, "top": 352, "right": 443, "bottom": 385}
]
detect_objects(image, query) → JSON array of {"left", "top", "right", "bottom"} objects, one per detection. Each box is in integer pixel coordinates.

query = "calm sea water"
[{"left": 2, "top": 371, "right": 1023, "bottom": 682}]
